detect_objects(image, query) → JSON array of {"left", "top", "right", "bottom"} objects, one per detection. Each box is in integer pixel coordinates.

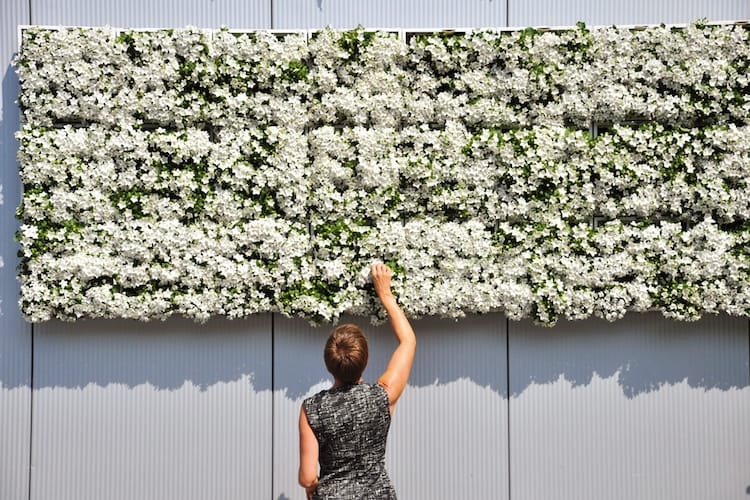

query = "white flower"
[{"left": 14, "top": 22, "right": 750, "bottom": 324}]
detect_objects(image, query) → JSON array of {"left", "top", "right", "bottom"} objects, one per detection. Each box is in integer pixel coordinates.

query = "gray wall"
[
  {"left": 2, "top": 1, "right": 750, "bottom": 500},
  {"left": 31, "top": 317, "right": 273, "bottom": 500},
  {"left": 510, "top": 313, "right": 750, "bottom": 500},
  {"left": 1, "top": 2, "right": 32, "bottom": 500}
]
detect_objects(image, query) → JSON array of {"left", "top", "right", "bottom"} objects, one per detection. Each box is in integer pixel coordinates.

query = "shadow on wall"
[
  {"left": 0, "top": 62, "right": 31, "bottom": 390},
  {"left": 509, "top": 312, "right": 750, "bottom": 399},
  {"left": 269, "top": 311, "right": 749, "bottom": 400},
  {"left": 12, "top": 310, "right": 749, "bottom": 401},
  {"left": 0, "top": 64, "right": 21, "bottom": 271},
  {"left": 407, "top": 314, "right": 509, "bottom": 397},
  {"left": 273, "top": 313, "right": 510, "bottom": 400},
  {"left": 29, "top": 316, "right": 275, "bottom": 392}
]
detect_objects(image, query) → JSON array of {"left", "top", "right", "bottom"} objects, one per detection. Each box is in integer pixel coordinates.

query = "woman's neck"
[{"left": 332, "top": 377, "right": 362, "bottom": 389}]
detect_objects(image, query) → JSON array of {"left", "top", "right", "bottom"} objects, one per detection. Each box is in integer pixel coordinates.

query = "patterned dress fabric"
[{"left": 303, "top": 383, "right": 397, "bottom": 499}]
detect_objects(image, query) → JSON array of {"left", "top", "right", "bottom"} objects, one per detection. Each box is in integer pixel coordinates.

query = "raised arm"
[{"left": 373, "top": 263, "right": 416, "bottom": 413}]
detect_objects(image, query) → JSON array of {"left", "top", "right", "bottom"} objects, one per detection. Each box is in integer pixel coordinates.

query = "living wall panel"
[
  {"left": 273, "top": 314, "right": 509, "bottom": 500},
  {"left": 30, "top": 317, "right": 272, "bottom": 500},
  {"left": 273, "top": 0, "right": 506, "bottom": 29},
  {"left": 508, "top": 312, "right": 750, "bottom": 500},
  {"left": 0, "top": 1, "right": 31, "bottom": 500},
  {"left": 508, "top": 0, "right": 750, "bottom": 28},
  {"left": 30, "top": 0, "right": 271, "bottom": 29},
  {"left": 16, "top": 22, "right": 750, "bottom": 326}
]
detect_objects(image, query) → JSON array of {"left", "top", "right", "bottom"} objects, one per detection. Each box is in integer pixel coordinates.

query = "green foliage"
[
  {"left": 337, "top": 27, "right": 376, "bottom": 62},
  {"left": 14, "top": 22, "right": 750, "bottom": 324},
  {"left": 282, "top": 60, "right": 309, "bottom": 82}
]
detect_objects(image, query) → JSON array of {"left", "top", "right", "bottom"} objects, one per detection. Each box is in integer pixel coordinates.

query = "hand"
[
  {"left": 305, "top": 477, "right": 318, "bottom": 500},
  {"left": 371, "top": 263, "right": 393, "bottom": 299},
  {"left": 306, "top": 484, "right": 317, "bottom": 500}
]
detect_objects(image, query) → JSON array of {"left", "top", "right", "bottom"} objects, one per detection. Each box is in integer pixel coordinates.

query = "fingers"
[
  {"left": 370, "top": 262, "right": 392, "bottom": 278},
  {"left": 371, "top": 263, "right": 393, "bottom": 297}
]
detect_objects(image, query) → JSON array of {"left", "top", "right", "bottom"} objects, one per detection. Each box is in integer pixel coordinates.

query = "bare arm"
[
  {"left": 373, "top": 263, "right": 416, "bottom": 413},
  {"left": 298, "top": 406, "right": 319, "bottom": 499}
]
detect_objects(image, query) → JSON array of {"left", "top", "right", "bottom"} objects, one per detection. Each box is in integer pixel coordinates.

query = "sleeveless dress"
[{"left": 303, "top": 383, "right": 397, "bottom": 500}]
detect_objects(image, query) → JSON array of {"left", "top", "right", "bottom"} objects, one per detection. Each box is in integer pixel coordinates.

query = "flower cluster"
[{"left": 14, "top": 22, "right": 750, "bottom": 325}]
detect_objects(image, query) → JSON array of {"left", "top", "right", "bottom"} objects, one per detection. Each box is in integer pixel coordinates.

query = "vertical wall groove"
[
  {"left": 271, "top": 312, "right": 276, "bottom": 500},
  {"left": 506, "top": 316, "right": 512, "bottom": 500},
  {"left": 27, "top": 324, "right": 33, "bottom": 500}
]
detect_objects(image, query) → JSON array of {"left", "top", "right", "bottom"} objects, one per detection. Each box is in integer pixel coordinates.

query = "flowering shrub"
[{"left": 13, "top": 22, "right": 750, "bottom": 325}]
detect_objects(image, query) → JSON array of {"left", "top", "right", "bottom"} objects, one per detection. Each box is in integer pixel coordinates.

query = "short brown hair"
[{"left": 324, "top": 324, "right": 369, "bottom": 383}]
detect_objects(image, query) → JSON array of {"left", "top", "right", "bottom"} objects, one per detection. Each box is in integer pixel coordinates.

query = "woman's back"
[
  {"left": 298, "top": 264, "right": 415, "bottom": 499},
  {"left": 303, "top": 383, "right": 397, "bottom": 499}
]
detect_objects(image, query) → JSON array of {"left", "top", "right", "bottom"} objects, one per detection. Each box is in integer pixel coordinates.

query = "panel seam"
[
  {"left": 506, "top": 316, "right": 511, "bottom": 500},
  {"left": 28, "top": 323, "right": 34, "bottom": 500},
  {"left": 270, "top": 0, "right": 276, "bottom": 490},
  {"left": 271, "top": 312, "right": 276, "bottom": 499}
]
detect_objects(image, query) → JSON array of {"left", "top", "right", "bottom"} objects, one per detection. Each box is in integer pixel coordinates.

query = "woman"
[{"left": 298, "top": 263, "right": 417, "bottom": 499}]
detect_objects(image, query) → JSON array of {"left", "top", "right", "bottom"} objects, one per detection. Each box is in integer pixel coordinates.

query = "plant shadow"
[{"left": 5, "top": 310, "right": 748, "bottom": 404}]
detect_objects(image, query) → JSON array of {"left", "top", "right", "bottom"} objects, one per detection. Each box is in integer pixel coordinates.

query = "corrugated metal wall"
[
  {"left": 508, "top": 0, "right": 750, "bottom": 28},
  {"left": 0, "top": 2, "right": 32, "bottom": 500},
  {"left": 388, "top": 315, "right": 508, "bottom": 500},
  {"left": 2, "top": 1, "right": 750, "bottom": 500},
  {"left": 272, "top": 0, "right": 507, "bottom": 29},
  {"left": 29, "top": 0, "right": 271, "bottom": 29},
  {"left": 31, "top": 317, "right": 273, "bottom": 500},
  {"left": 510, "top": 313, "right": 750, "bottom": 500}
]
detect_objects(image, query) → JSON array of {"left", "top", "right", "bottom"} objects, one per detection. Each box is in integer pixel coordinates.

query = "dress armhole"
[
  {"left": 373, "top": 383, "right": 391, "bottom": 413},
  {"left": 302, "top": 398, "right": 318, "bottom": 432}
]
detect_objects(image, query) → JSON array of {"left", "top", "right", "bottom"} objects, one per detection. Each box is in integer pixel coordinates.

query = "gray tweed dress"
[{"left": 303, "top": 383, "right": 397, "bottom": 500}]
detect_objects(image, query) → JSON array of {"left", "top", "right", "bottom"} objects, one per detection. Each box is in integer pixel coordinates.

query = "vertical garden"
[{"left": 13, "top": 22, "right": 750, "bottom": 325}]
